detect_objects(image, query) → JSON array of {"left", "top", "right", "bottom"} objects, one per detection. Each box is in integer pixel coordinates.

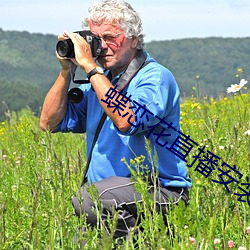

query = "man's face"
[{"left": 89, "top": 20, "right": 138, "bottom": 73}]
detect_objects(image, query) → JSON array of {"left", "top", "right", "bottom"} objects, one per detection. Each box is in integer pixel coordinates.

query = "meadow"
[{"left": 0, "top": 85, "right": 249, "bottom": 249}]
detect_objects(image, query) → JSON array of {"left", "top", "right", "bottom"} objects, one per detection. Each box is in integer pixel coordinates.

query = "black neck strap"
[{"left": 115, "top": 49, "right": 147, "bottom": 91}]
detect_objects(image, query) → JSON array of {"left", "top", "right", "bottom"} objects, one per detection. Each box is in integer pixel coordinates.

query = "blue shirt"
[{"left": 58, "top": 52, "right": 192, "bottom": 188}]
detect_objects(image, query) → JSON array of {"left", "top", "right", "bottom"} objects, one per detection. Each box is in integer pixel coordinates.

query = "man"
[{"left": 40, "top": 0, "right": 191, "bottom": 242}]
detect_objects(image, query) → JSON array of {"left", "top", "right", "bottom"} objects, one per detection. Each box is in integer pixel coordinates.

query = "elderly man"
[{"left": 40, "top": 0, "right": 191, "bottom": 242}]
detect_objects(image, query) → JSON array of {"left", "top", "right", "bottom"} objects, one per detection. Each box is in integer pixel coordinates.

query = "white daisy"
[
  {"left": 227, "top": 79, "right": 248, "bottom": 93},
  {"left": 244, "top": 130, "right": 250, "bottom": 136}
]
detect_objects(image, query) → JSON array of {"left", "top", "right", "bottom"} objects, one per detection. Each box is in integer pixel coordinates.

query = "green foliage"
[
  {"left": 0, "top": 92, "right": 249, "bottom": 249},
  {"left": 0, "top": 29, "right": 61, "bottom": 121},
  {"left": 0, "top": 79, "right": 46, "bottom": 121},
  {"left": 0, "top": 29, "right": 60, "bottom": 94},
  {"left": 0, "top": 109, "right": 85, "bottom": 249},
  {"left": 145, "top": 37, "right": 250, "bottom": 98}
]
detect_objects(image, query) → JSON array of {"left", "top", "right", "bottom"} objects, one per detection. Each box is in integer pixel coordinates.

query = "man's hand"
[
  {"left": 56, "top": 33, "right": 79, "bottom": 71},
  {"left": 62, "top": 31, "right": 96, "bottom": 73}
]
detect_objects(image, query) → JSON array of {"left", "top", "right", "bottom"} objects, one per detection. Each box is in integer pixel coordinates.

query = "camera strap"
[
  {"left": 114, "top": 49, "right": 148, "bottom": 91},
  {"left": 81, "top": 50, "right": 149, "bottom": 186},
  {"left": 81, "top": 111, "right": 107, "bottom": 186}
]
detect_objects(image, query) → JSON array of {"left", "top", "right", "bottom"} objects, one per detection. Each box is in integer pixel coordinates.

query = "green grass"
[{"left": 0, "top": 92, "right": 249, "bottom": 249}]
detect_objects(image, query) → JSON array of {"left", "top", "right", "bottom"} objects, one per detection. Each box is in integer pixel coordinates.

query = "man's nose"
[{"left": 101, "top": 38, "right": 108, "bottom": 49}]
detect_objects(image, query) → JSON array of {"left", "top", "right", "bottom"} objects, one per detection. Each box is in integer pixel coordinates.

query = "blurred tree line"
[
  {"left": 145, "top": 37, "right": 250, "bottom": 98},
  {"left": 0, "top": 28, "right": 249, "bottom": 121}
]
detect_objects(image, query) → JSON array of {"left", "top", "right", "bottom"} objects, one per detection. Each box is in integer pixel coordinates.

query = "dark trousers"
[{"left": 72, "top": 176, "right": 189, "bottom": 239}]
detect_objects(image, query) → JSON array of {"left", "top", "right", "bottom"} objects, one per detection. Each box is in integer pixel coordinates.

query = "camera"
[{"left": 56, "top": 30, "right": 102, "bottom": 58}]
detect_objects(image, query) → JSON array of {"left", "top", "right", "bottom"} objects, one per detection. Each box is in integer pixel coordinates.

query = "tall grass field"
[{"left": 0, "top": 85, "right": 249, "bottom": 249}]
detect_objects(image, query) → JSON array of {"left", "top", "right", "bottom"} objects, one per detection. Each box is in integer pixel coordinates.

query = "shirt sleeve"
[{"left": 56, "top": 85, "right": 89, "bottom": 133}]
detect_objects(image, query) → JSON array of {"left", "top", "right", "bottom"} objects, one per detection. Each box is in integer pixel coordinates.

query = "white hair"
[{"left": 82, "top": 0, "right": 145, "bottom": 49}]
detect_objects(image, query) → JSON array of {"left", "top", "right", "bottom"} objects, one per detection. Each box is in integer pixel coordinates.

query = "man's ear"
[{"left": 131, "top": 36, "right": 139, "bottom": 48}]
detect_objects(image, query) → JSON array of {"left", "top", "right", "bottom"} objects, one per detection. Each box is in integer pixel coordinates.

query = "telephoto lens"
[
  {"left": 68, "top": 88, "right": 84, "bottom": 103},
  {"left": 56, "top": 31, "right": 102, "bottom": 59},
  {"left": 56, "top": 39, "right": 75, "bottom": 58}
]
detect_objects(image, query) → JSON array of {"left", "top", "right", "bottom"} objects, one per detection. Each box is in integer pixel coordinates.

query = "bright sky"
[{"left": 1, "top": 0, "right": 250, "bottom": 42}]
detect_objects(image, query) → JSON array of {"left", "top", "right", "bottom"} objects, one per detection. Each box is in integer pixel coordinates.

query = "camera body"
[{"left": 56, "top": 30, "right": 102, "bottom": 58}]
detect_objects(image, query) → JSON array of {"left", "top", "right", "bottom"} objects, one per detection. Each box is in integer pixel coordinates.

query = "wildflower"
[
  {"left": 227, "top": 79, "right": 248, "bottom": 93},
  {"left": 246, "top": 226, "right": 250, "bottom": 235},
  {"left": 130, "top": 159, "right": 135, "bottom": 165},
  {"left": 237, "top": 67, "right": 243, "bottom": 73},
  {"left": 12, "top": 185, "right": 17, "bottom": 192},
  {"left": 189, "top": 237, "right": 196, "bottom": 246},
  {"left": 218, "top": 146, "right": 224, "bottom": 150},
  {"left": 180, "top": 111, "right": 187, "bottom": 116},
  {"left": 214, "top": 238, "right": 221, "bottom": 244},
  {"left": 244, "top": 130, "right": 250, "bottom": 136},
  {"left": 42, "top": 213, "right": 48, "bottom": 221},
  {"left": 228, "top": 240, "right": 235, "bottom": 248},
  {"left": 191, "top": 103, "right": 201, "bottom": 109},
  {"left": 135, "top": 157, "right": 141, "bottom": 164},
  {"left": 238, "top": 247, "right": 246, "bottom": 250},
  {"left": 196, "top": 180, "right": 202, "bottom": 185}
]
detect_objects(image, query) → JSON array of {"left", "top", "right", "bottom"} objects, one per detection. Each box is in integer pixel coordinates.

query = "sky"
[{"left": 1, "top": 0, "right": 250, "bottom": 42}]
